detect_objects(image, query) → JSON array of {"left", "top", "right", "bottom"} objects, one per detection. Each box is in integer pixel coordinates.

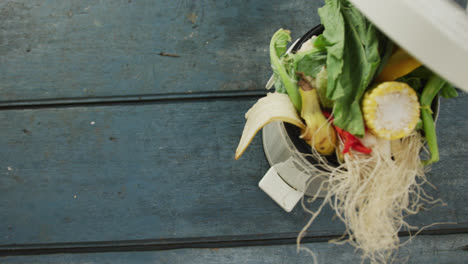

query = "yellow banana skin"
[{"left": 299, "top": 88, "right": 336, "bottom": 155}]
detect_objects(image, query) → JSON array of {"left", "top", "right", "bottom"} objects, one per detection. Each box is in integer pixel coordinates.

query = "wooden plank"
[
  {"left": 0, "top": 98, "right": 333, "bottom": 245},
  {"left": 0, "top": 94, "right": 467, "bottom": 245},
  {"left": 1, "top": 233, "right": 467, "bottom": 263},
  {"left": 0, "top": 0, "right": 323, "bottom": 102}
]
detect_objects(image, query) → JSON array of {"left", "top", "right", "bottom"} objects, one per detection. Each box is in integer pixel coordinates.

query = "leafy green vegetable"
[
  {"left": 439, "top": 83, "right": 458, "bottom": 99},
  {"left": 318, "top": 0, "right": 383, "bottom": 137},
  {"left": 397, "top": 66, "right": 458, "bottom": 100},
  {"left": 316, "top": 67, "right": 334, "bottom": 109},
  {"left": 293, "top": 38, "right": 327, "bottom": 78},
  {"left": 396, "top": 66, "right": 432, "bottom": 91},
  {"left": 269, "top": 29, "right": 301, "bottom": 110},
  {"left": 294, "top": 51, "right": 327, "bottom": 78},
  {"left": 317, "top": 0, "right": 345, "bottom": 100}
]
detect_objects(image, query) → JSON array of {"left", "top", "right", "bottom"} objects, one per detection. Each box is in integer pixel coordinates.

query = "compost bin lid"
[{"left": 349, "top": 0, "right": 468, "bottom": 92}]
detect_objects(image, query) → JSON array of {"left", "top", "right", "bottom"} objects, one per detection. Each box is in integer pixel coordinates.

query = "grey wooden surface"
[{"left": 0, "top": 0, "right": 467, "bottom": 262}]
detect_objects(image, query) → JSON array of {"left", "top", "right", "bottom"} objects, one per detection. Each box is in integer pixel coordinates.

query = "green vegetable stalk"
[
  {"left": 420, "top": 75, "right": 447, "bottom": 165},
  {"left": 269, "top": 29, "right": 301, "bottom": 111},
  {"left": 421, "top": 110, "right": 438, "bottom": 166}
]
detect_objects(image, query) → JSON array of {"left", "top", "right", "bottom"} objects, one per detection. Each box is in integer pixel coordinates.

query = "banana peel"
[{"left": 235, "top": 93, "right": 305, "bottom": 160}]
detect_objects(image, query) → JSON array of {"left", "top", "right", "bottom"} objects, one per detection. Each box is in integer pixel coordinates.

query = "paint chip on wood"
[{"left": 186, "top": 12, "right": 198, "bottom": 24}]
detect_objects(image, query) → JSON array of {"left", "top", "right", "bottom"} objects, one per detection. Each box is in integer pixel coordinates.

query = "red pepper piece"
[
  {"left": 353, "top": 144, "right": 372, "bottom": 154},
  {"left": 322, "top": 111, "right": 372, "bottom": 155}
]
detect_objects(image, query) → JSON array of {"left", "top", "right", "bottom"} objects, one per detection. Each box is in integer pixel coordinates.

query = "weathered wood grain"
[
  {"left": 1, "top": 1, "right": 467, "bottom": 262},
  {"left": 0, "top": 0, "right": 323, "bottom": 102},
  {"left": 1, "top": 233, "right": 467, "bottom": 264},
  {"left": 0, "top": 94, "right": 466, "bottom": 245},
  {"left": 0, "top": 98, "right": 332, "bottom": 245}
]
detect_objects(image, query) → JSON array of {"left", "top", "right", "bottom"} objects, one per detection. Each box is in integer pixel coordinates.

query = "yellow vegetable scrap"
[
  {"left": 235, "top": 93, "right": 305, "bottom": 160},
  {"left": 375, "top": 48, "right": 422, "bottom": 83},
  {"left": 362, "top": 82, "right": 420, "bottom": 140},
  {"left": 297, "top": 77, "right": 336, "bottom": 155}
]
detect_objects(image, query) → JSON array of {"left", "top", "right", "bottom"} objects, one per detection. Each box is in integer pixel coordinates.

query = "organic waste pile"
[{"left": 235, "top": 0, "right": 458, "bottom": 263}]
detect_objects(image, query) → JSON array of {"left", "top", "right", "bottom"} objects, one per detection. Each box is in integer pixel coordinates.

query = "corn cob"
[{"left": 362, "top": 82, "right": 420, "bottom": 140}]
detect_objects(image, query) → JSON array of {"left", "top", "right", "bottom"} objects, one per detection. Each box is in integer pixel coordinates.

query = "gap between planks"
[
  {"left": 0, "top": 90, "right": 268, "bottom": 110},
  {"left": 0, "top": 89, "right": 463, "bottom": 111},
  {"left": 0, "top": 224, "right": 467, "bottom": 256}
]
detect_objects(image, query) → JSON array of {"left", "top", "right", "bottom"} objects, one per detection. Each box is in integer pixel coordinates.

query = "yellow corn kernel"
[{"left": 362, "top": 82, "right": 420, "bottom": 140}]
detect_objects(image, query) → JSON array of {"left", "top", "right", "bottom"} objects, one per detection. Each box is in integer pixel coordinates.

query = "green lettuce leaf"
[
  {"left": 318, "top": 0, "right": 383, "bottom": 137},
  {"left": 294, "top": 49, "right": 327, "bottom": 79},
  {"left": 316, "top": 67, "right": 334, "bottom": 109},
  {"left": 396, "top": 66, "right": 432, "bottom": 91}
]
